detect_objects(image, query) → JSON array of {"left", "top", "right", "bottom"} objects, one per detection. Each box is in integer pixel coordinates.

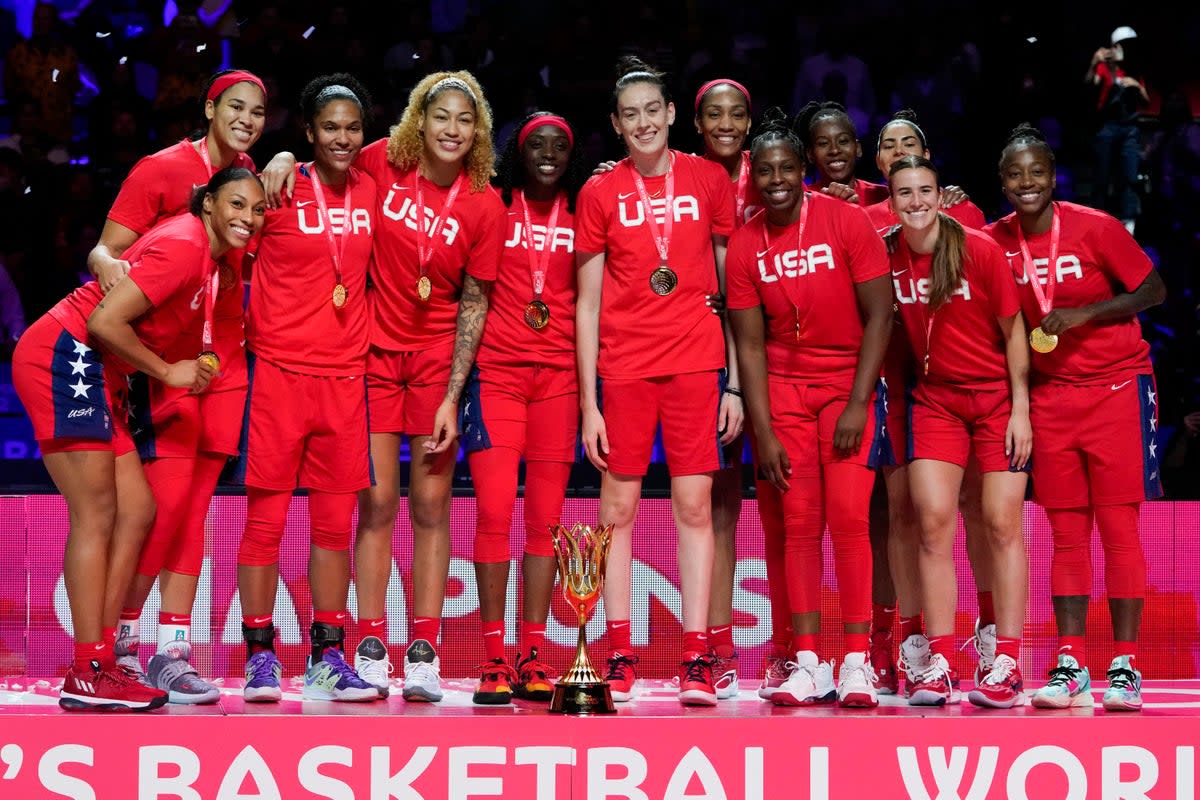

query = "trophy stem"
[{"left": 549, "top": 608, "right": 615, "bottom": 714}]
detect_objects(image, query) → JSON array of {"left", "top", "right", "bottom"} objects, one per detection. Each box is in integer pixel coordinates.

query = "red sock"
[
  {"left": 74, "top": 641, "right": 109, "bottom": 671},
  {"left": 682, "top": 630, "right": 708, "bottom": 659},
  {"left": 411, "top": 617, "right": 439, "bottom": 645},
  {"left": 314, "top": 609, "right": 346, "bottom": 626},
  {"left": 360, "top": 617, "right": 386, "bottom": 636},
  {"left": 977, "top": 591, "right": 995, "bottom": 627},
  {"left": 1113, "top": 641, "right": 1138, "bottom": 660},
  {"left": 996, "top": 635, "right": 1021, "bottom": 661},
  {"left": 871, "top": 604, "right": 896, "bottom": 635},
  {"left": 119, "top": 608, "right": 140, "bottom": 623},
  {"left": 791, "top": 632, "right": 818, "bottom": 654},
  {"left": 771, "top": 625, "right": 793, "bottom": 659},
  {"left": 927, "top": 634, "right": 955, "bottom": 661},
  {"left": 159, "top": 611, "right": 190, "bottom": 626},
  {"left": 482, "top": 620, "right": 505, "bottom": 661},
  {"left": 607, "top": 620, "right": 632, "bottom": 653},
  {"left": 707, "top": 624, "right": 735, "bottom": 658},
  {"left": 519, "top": 621, "right": 546, "bottom": 654},
  {"left": 1058, "top": 635, "right": 1086, "bottom": 667},
  {"left": 845, "top": 632, "right": 869, "bottom": 654},
  {"left": 900, "top": 614, "right": 924, "bottom": 641},
  {"left": 102, "top": 626, "right": 117, "bottom": 650}
]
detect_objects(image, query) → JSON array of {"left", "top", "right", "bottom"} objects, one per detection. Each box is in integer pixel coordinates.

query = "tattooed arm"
[{"left": 426, "top": 273, "right": 492, "bottom": 454}]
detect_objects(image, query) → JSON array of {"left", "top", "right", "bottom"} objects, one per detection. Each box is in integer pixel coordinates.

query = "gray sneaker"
[
  {"left": 354, "top": 636, "right": 392, "bottom": 698},
  {"left": 114, "top": 629, "right": 146, "bottom": 682},
  {"left": 402, "top": 639, "right": 443, "bottom": 702},
  {"left": 147, "top": 641, "right": 220, "bottom": 704}
]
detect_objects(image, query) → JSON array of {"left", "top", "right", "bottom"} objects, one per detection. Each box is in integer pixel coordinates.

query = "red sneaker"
[
  {"left": 514, "top": 647, "right": 555, "bottom": 701},
  {"left": 968, "top": 654, "right": 1026, "bottom": 709},
  {"left": 869, "top": 632, "right": 899, "bottom": 695},
  {"left": 604, "top": 650, "right": 638, "bottom": 702},
  {"left": 908, "top": 653, "right": 961, "bottom": 706},
  {"left": 60, "top": 661, "right": 168, "bottom": 712},
  {"left": 678, "top": 652, "right": 717, "bottom": 707},
  {"left": 711, "top": 651, "right": 739, "bottom": 699},
  {"left": 472, "top": 659, "right": 517, "bottom": 705}
]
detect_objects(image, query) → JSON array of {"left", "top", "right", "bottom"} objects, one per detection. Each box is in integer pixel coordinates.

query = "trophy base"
[{"left": 549, "top": 681, "right": 616, "bottom": 714}]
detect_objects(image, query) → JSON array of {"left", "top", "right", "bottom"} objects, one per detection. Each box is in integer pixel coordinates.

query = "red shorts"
[
  {"left": 601, "top": 370, "right": 723, "bottom": 477},
  {"left": 461, "top": 364, "right": 578, "bottom": 462},
  {"left": 365, "top": 341, "right": 453, "bottom": 436},
  {"left": 12, "top": 315, "right": 134, "bottom": 456},
  {"left": 760, "top": 378, "right": 888, "bottom": 477},
  {"left": 127, "top": 376, "right": 199, "bottom": 459},
  {"left": 909, "top": 382, "right": 1018, "bottom": 473},
  {"left": 242, "top": 356, "right": 370, "bottom": 493},
  {"left": 198, "top": 385, "right": 246, "bottom": 455},
  {"left": 1030, "top": 376, "right": 1162, "bottom": 508}
]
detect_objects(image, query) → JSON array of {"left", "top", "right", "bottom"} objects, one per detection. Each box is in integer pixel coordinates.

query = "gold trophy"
[{"left": 549, "top": 522, "right": 616, "bottom": 714}]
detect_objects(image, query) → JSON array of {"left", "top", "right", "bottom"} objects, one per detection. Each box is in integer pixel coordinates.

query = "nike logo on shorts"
[{"left": 1111, "top": 381, "right": 1132, "bottom": 391}]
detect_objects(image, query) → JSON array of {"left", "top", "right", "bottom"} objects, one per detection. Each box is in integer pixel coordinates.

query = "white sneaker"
[
  {"left": 899, "top": 634, "right": 931, "bottom": 698},
  {"left": 772, "top": 650, "right": 835, "bottom": 706},
  {"left": 837, "top": 651, "right": 879, "bottom": 708},
  {"left": 354, "top": 636, "right": 392, "bottom": 698},
  {"left": 971, "top": 621, "right": 997, "bottom": 687},
  {"left": 402, "top": 639, "right": 443, "bottom": 702}
]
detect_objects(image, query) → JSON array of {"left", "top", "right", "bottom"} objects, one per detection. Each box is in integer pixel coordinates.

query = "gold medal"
[
  {"left": 417, "top": 275, "right": 432, "bottom": 301},
  {"left": 649, "top": 265, "right": 678, "bottom": 296},
  {"left": 1029, "top": 326, "right": 1059, "bottom": 354},
  {"left": 198, "top": 351, "right": 221, "bottom": 372},
  {"left": 332, "top": 283, "right": 347, "bottom": 308},
  {"left": 524, "top": 299, "right": 550, "bottom": 330}
]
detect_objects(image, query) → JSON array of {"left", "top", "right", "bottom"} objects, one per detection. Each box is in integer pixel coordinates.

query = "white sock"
[
  {"left": 158, "top": 622, "right": 191, "bottom": 652},
  {"left": 118, "top": 617, "right": 140, "bottom": 643}
]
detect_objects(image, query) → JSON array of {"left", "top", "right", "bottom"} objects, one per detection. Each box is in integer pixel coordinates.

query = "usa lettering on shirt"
[
  {"left": 381, "top": 188, "right": 461, "bottom": 246},
  {"left": 757, "top": 243, "right": 835, "bottom": 283},
  {"left": 1008, "top": 253, "right": 1085, "bottom": 286},
  {"left": 617, "top": 195, "right": 701, "bottom": 227},
  {"left": 894, "top": 276, "right": 973, "bottom": 305},
  {"left": 504, "top": 221, "right": 575, "bottom": 253},
  {"left": 297, "top": 205, "right": 373, "bottom": 237}
]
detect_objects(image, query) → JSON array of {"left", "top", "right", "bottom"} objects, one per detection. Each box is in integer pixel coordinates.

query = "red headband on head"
[
  {"left": 694, "top": 79, "right": 751, "bottom": 113},
  {"left": 517, "top": 115, "right": 574, "bottom": 149},
  {"left": 206, "top": 70, "right": 267, "bottom": 104}
]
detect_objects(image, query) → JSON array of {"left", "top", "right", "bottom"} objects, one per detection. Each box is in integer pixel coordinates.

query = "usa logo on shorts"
[
  {"left": 51, "top": 331, "right": 112, "bottom": 441},
  {"left": 1137, "top": 375, "right": 1163, "bottom": 500}
]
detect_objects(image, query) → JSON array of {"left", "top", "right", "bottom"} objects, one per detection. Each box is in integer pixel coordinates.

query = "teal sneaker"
[
  {"left": 1031, "top": 654, "right": 1093, "bottom": 709},
  {"left": 1102, "top": 655, "right": 1143, "bottom": 711}
]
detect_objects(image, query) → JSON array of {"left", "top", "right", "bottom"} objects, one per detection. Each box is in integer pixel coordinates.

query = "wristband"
[{"left": 724, "top": 387, "right": 743, "bottom": 398}]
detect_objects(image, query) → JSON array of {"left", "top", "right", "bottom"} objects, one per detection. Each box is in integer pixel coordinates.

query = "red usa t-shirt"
[
  {"left": 477, "top": 192, "right": 576, "bottom": 370},
  {"left": 726, "top": 192, "right": 887, "bottom": 386},
  {"left": 356, "top": 139, "right": 505, "bottom": 352},
  {"left": 984, "top": 202, "right": 1153, "bottom": 383},
  {"left": 107, "top": 138, "right": 256, "bottom": 390},
  {"left": 247, "top": 164, "right": 376, "bottom": 376},
  {"left": 49, "top": 214, "right": 216, "bottom": 378},
  {"left": 575, "top": 151, "right": 734, "bottom": 379},
  {"left": 891, "top": 227, "right": 1020, "bottom": 388},
  {"left": 865, "top": 199, "right": 987, "bottom": 234}
]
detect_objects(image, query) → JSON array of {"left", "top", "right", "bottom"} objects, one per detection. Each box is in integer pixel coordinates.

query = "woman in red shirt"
[
  {"left": 795, "top": 101, "right": 889, "bottom": 207},
  {"left": 887, "top": 155, "right": 1030, "bottom": 708},
  {"left": 12, "top": 168, "right": 264, "bottom": 710}
]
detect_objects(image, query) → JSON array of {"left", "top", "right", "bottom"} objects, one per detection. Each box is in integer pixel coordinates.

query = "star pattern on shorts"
[
  {"left": 68, "top": 355, "right": 90, "bottom": 375},
  {"left": 1146, "top": 386, "right": 1156, "bottom": 407},
  {"left": 72, "top": 340, "right": 92, "bottom": 356},
  {"left": 69, "top": 378, "right": 90, "bottom": 399}
]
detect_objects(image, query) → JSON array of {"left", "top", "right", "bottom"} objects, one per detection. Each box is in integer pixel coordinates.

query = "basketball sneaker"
[
  {"left": 114, "top": 629, "right": 145, "bottom": 682},
  {"left": 712, "top": 651, "right": 739, "bottom": 699},
  {"left": 146, "top": 641, "right": 220, "bottom": 704},
  {"left": 1102, "top": 655, "right": 1143, "bottom": 712},
  {"left": 59, "top": 660, "right": 168, "bottom": 712},
  {"left": 243, "top": 650, "right": 283, "bottom": 702},
  {"left": 1031, "top": 654, "right": 1093, "bottom": 709},
  {"left": 968, "top": 654, "right": 1025, "bottom": 708},
  {"left": 473, "top": 658, "right": 518, "bottom": 705},
  {"left": 678, "top": 652, "right": 718, "bottom": 706},
  {"left": 908, "top": 652, "right": 960, "bottom": 706},
  {"left": 773, "top": 650, "right": 836, "bottom": 706},
  {"left": 756, "top": 653, "right": 793, "bottom": 700},
  {"left": 837, "top": 651, "right": 879, "bottom": 708},
  {"left": 402, "top": 639, "right": 443, "bottom": 702},
  {"left": 514, "top": 647, "right": 555, "bottom": 701},
  {"left": 970, "top": 620, "right": 997, "bottom": 687},
  {"left": 869, "top": 632, "right": 898, "bottom": 695},
  {"left": 303, "top": 648, "right": 378, "bottom": 702},
  {"left": 354, "top": 636, "right": 392, "bottom": 698},
  {"left": 604, "top": 650, "right": 639, "bottom": 702},
  {"left": 898, "top": 633, "right": 932, "bottom": 698}
]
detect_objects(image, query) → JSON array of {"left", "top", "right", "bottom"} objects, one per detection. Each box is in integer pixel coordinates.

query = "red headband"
[
  {"left": 517, "top": 115, "right": 574, "bottom": 149},
  {"left": 694, "top": 79, "right": 751, "bottom": 113},
  {"left": 206, "top": 70, "right": 267, "bottom": 104}
]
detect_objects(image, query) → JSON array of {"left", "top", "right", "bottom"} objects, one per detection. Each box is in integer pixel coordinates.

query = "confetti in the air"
[
  {"left": 1027, "top": 37, "right": 1038, "bottom": 44},
  {"left": 196, "top": 43, "right": 207, "bottom": 52},
  {"left": 96, "top": 31, "right": 111, "bottom": 38},
  {"left": 51, "top": 69, "right": 60, "bottom": 82},
  {"left": 119, "top": 56, "right": 128, "bottom": 65},
  {"left": 303, "top": 26, "right": 315, "bottom": 39}
]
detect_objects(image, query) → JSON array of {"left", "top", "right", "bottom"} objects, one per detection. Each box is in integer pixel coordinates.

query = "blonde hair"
[{"left": 386, "top": 70, "right": 495, "bottom": 192}]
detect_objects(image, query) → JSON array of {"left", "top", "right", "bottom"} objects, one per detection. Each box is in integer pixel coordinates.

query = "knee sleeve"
[
  {"left": 136, "top": 457, "right": 195, "bottom": 578},
  {"left": 523, "top": 460, "right": 571, "bottom": 558},
  {"left": 469, "top": 447, "right": 520, "bottom": 563},
  {"left": 824, "top": 463, "right": 875, "bottom": 625},
  {"left": 164, "top": 453, "right": 224, "bottom": 576},
  {"left": 1047, "top": 507, "right": 1094, "bottom": 597},
  {"left": 782, "top": 476, "right": 824, "bottom": 615},
  {"left": 309, "top": 490, "right": 356, "bottom": 552},
  {"left": 238, "top": 488, "right": 292, "bottom": 566},
  {"left": 1095, "top": 503, "right": 1146, "bottom": 599}
]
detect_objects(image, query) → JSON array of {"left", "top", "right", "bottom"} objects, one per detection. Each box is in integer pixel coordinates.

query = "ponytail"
[{"left": 928, "top": 212, "right": 967, "bottom": 308}]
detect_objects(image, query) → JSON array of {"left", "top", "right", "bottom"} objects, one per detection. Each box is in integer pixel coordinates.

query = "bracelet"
[{"left": 724, "top": 387, "right": 743, "bottom": 398}]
